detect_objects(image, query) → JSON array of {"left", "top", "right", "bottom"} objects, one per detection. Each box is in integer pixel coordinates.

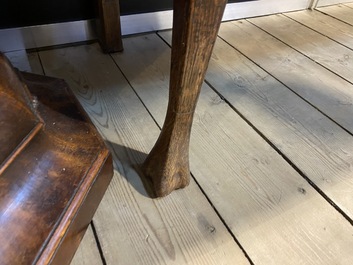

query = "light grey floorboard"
[
  {"left": 38, "top": 43, "right": 249, "bottom": 265},
  {"left": 285, "top": 10, "right": 353, "bottom": 50},
  {"left": 317, "top": 4, "right": 353, "bottom": 25},
  {"left": 215, "top": 21, "right": 353, "bottom": 220},
  {"left": 249, "top": 14, "right": 353, "bottom": 84},
  {"left": 114, "top": 33, "right": 353, "bottom": 265}
]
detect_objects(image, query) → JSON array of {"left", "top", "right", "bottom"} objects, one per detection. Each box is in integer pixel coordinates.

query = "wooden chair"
[{"left": 98, "top": 0, "right": 227, "bottom": 197}]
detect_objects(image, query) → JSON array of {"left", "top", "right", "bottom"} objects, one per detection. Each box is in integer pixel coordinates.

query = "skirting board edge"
[{"left": 0, "top": 1, "right": 312, "bottom": 53}]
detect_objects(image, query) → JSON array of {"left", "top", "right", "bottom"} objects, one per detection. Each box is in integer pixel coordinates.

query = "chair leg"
[
  {"left": 142, "top": 0, "right": 227, "bottom": 197},
  {"left": 97, "top": 0, "right": 123, "bottom": 53}
]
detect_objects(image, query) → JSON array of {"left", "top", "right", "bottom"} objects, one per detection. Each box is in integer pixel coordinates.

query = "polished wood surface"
[
  {"left": 0, "top": 56, "right": 113, "bottom": 265},
  {"left": 142, "top": 0, "right": 228, "bottom": 197},
  {"left": 0, "top": 54, "right": 42, "bottom": 167}
]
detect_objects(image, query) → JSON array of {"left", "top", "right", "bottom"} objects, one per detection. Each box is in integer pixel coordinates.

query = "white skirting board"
[
  {"left": 0, "top": 20, "right": 96, "bottom": 53},
  {"left": 0, "top": 0, "right": 311, "bottom": 53}
]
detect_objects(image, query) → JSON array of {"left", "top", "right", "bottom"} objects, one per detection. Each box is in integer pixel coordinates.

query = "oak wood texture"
[
  {"left": 6, "top": 49, "right": 105, "bottom": 265},
  {"left": 38, "top": 43, "right": 250, "bottom": 265},
  {"left": 97, "top": 0, "right": 123, "bottom": 52},
  {"left": 142, "top": 0, "right": 227, "bottom": 197},
  {"left": 0, "top": 57, "right": 113, "bottom": 265}
]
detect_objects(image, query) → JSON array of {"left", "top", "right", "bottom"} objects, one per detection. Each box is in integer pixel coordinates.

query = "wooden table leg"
[
  {"left": 142, "top": 0, "right": 227, "bottom": 197},
  {"left": 97, "top": 0, "right": 123, "bottom": 53}
]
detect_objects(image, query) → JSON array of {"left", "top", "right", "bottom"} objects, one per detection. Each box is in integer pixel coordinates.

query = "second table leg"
[{"left": 142, "top": 0, "right": 227, "bottom": 197}]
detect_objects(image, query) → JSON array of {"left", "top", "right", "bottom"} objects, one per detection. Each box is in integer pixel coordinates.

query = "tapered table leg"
[
  {"left": 97, "top": 0, "right": 123, "bottom": 53},
  {"left": 142, "top": 0, "right": 227, "bottom": 197}
]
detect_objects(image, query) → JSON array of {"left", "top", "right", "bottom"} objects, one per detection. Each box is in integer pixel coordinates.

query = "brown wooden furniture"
[
  {"left": 143, "top": 0, "right": 227, "bottom": 197},
  {"left": 0, "top": 1, "right": 227, "bottom": 263},
  {"left": 98, "top": 0, "right": 227, "bottom": 197},
  {"left": 0, "top": 54, "right": 113, "bottom": 265},
  {"left": 98, "top": 0, "right": 123, "bottom": 52}
]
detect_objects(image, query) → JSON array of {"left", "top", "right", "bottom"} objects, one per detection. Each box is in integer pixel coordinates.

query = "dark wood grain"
[
  {"left": 0, "top": 58, "right": 113, "bottom": 265},
  {"left": 0, "top": 54, "right": 42, "bottom": 167},
  {"left": 142, "top": 0, "right": 227, "bottom": 197},
  {"left": 94, "top": 0, "right": 227, "bottom": 196},
  {"left": 97, "top": 0, "right": 123, "bottom": 53}
]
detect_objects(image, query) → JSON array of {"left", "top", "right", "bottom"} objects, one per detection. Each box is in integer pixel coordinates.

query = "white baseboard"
[{"left": 0, "top": 20, "right": 96, "bottom": 52}]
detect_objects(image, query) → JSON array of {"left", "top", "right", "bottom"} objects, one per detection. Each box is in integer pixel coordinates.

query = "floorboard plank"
[
  {"left": 38, "top": 43, "right": 249, "bottom": 265},
  {"left": 248, "top": 14, "right": 353, "bottom": 84},
  {"left": 284, "top": 10, "right": 353, "bottom": 50},
  {"left": 216, "top": 20, "right": 353, "bottom": 220},
  {"left": 317, "top": 0, "right": 353, "bottom": 7},
  {"left": 70, "top": 225, "right": 103, "bottom": 265},
  {"left": 317, "top": 4, "right": 353, "bottom": 25},
  {"left": 217, "top": 19, "right": 353, "bottom": 135},
  {"left": 114, "top": 32, "right": 353, "bottom": 265}
]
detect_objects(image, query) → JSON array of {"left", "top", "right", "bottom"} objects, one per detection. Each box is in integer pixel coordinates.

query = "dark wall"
[
  {"left": 0, "top": 0, "right": 96, "bottom": 29},
  {"left": 120, "top": 0, "right": 254, "bottom": 15},
  {"left": 121, "top": 0, "right": 173, "bottom": 15},
  {"left": 0, "top": 0, "right": 248, "bottom": 29}
]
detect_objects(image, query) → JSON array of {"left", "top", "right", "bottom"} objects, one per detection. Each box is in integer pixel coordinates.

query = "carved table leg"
[{"left": 142, "top": 0, "right": 227, "bottom": 197}]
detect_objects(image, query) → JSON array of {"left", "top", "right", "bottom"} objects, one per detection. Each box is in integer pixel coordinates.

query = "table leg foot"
[
  {"left": 142, "top": 112, "right": 193, "bottom": 197},
  {"left": 143, "top": 0, "right": 227, "bottom": 197}
]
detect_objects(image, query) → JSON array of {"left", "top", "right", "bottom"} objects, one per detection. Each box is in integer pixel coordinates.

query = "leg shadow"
[{"left": 105, "top": 141, "right": 158, "bottom": 199}]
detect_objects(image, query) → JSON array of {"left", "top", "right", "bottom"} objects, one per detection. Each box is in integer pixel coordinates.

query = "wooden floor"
[{"left": 5, "top": 3, "right": 353, "bottom": 265}]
